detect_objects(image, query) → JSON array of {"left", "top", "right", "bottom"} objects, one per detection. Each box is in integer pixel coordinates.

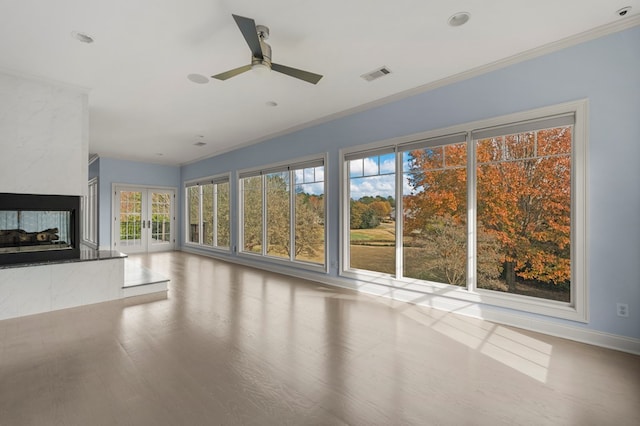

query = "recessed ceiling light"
[
  {"left": 266, "top": 101, "right": 278, "bottom": 107},
  {"left": 448, "top": 12, "right": 470, "bottom": 27},
  {"left": 187, "top": 74, "right": 209, "bottom": 84},
  {"left": 71, "top": 31, "right": 94, "bottom": 43},
  {"left": 616, "top": 6, "right": 631, "bottom": 17}
]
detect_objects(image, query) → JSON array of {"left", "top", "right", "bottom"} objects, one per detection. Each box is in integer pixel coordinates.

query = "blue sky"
[{"left": 349, "top": 153, "right": 417, "bottom": 200}]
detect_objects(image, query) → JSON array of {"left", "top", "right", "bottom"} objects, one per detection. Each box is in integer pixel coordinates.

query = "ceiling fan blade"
[
  {"left": 232, "top": 14, "right": 263, "bottom": 59},
  {"left": 271, "top": 63, "right": 323, "bottom": 85},
  {"left": 211, "top": 64, "right": 252, "bottom": 81}
]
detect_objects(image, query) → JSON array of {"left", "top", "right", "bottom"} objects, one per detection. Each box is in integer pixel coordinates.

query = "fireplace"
[{"left": 0, "top": 193, "right": 80, "bottom": 265}]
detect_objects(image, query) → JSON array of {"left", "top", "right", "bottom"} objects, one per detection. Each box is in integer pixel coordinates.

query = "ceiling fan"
[{"left": 211, "top": 14, "right": 323, "bottom": 85}]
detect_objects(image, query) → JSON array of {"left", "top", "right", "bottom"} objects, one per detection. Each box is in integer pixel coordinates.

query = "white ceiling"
[{"left": 0, "top": 0, "right": 637, "bottom": 165}]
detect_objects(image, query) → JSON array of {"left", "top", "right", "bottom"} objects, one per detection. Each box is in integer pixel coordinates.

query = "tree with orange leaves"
[
  {"left": 476, "top": 127, "right": 572, "bottom": 289},
  {"left": 405, "top": 126, "right": 572, "bottom": 293}
]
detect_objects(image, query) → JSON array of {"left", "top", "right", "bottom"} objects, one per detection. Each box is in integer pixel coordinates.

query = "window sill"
[
  {"left": 340, "top": 269, "right": 586, "bottom": 323},
  {"left": 239, "top": 251, "right": 328, "bottom": 274}
]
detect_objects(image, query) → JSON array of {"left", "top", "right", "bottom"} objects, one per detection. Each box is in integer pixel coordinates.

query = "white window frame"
[
  {"left": 184, "top": 173, "right": 231, "bottom": 251},
  {"left": 82, "top": 177, "right": 98, "bottom": 248},
  {"left": 238, "top": 154, "right": 328, "bottom": 273},
  {"left": 340, "top": 100, "right": 588, "bottom": 322}
]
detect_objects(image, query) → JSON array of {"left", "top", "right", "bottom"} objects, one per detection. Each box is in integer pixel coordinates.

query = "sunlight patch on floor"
[
  {"left": 401, "top": 306, "right": 552, "bottom": 383},
  {"left": 480, "top": 326, "right": 552, "bottom": 383}
]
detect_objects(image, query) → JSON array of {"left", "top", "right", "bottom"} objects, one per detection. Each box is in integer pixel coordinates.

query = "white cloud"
[
  {"left": 362, "top": 157, "right": 379, "bottom": 176},
  {"left": 350, "top": 175, "right": 395, "bottom": 200},
  {"left": 297, "top": 182, "right": 324, "bottom": 195}
]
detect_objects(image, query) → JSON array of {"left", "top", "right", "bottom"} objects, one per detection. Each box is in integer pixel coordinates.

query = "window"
[
  {"left": 239, "top": 157, "right": 326, "bottom": 269},
  {"left": 403, "top": 135, "right": 468, "bottom": 286},
  {"left": 342, "top": 103, "right": 586, "bottom": 321},
  {"left": 294, "top": 165, "right": 325, "bottom": 263},
  {"left": 187, "top": 186, "right": 200, "bottom": 244},
  {"left": 242, "top": 176, "right": 262, "bottom": 253},
  {"left": 347, "top": 151, "right": 396, "bottom": 275},
  {"left": 216, "top": 182, "right": 230, "bottom": 247},
  {"left": 185, "top": 175, "right": 230, "bottom": 249},
  {"left": 474, "top": 124, "right": 572, "bottom": 301},
  {"left": 82, "top": 177, "right": 98, "bottom": 247},
  {"left": 266, "top": 171, "right": 290, "bottom": 258}
]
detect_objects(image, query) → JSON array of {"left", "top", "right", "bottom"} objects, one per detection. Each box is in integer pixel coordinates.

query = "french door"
[{"left": 114, "top": 185, "right": 176, "bottom": 253}]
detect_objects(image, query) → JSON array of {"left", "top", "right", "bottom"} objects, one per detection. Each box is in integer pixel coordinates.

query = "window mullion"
[
  {"left": 467, "top": 131, "right": 476, "bottom": 292},
  {"left": 343, "top": 159, "right": 350, "bottom": 271},
  {"left": 239, "top": 179, "right": 245, "bottom": 252},
  {"left": 289, "top": 170, "right": 295, "bottom": 261},
  {"left": 213, "top": 184, "right": 218, "bottom": 247},
  {"left": 395, "top": 150, "right": 403, "bottom": 279},
  {"left": 198, "top": 185, "right": 204, "bottom": 245},
  {"left": 262, "top": 175, "right": 267, "bottom": 256}
]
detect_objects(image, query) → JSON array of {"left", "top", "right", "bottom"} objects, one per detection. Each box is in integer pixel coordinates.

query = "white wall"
[{"left": 0, "top": 72, "right": 88, "bottom": 196}]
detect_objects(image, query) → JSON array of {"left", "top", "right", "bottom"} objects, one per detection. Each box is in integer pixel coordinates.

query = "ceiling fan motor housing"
[{"left": 253, "top": 25, "right": 272, "bottom": 68}]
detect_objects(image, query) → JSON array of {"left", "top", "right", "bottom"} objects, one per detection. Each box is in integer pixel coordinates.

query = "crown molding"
[{"left": 0, "top": 67, "right": 91, "bottom": 94}]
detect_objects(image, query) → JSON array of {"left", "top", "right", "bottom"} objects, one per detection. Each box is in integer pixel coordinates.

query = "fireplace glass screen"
[{"left": 0, "top": 210, "right": 73, "bottom": 254}]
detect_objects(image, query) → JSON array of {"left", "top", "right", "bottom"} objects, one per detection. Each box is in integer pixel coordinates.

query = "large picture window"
[
  {"left": 239, "top": 157, "right": 326, "bottom": 269},
  {"left": 185, "top": 175, "right": 230, "bottom": 249},
  {"left": 342, "top": 103, "right": 586, "bottom": 321},
  {"left": 474, "top": 124, "right": 572, "bottom": 301}
]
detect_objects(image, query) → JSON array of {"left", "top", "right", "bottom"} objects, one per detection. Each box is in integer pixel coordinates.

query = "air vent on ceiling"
[{"left": 361, "top": 66, "right": 392, "bottom": 82}]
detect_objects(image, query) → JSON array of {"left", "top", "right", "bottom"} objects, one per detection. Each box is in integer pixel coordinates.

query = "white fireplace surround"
[
  {"left": 0, "top": 256, "right": 124, "bottom": 320},
  {"left": 0, "top": 72, "right": 129, "bottom": 320}
]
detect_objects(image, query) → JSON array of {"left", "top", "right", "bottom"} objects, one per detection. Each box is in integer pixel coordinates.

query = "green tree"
[
  {"left": 242, "top": 176, "right": 262, "bottom": 252},
  {"left": 295, "top": 192, "right": 324, "bottom": 260},
  {"left": 216, "top": 182, "right": 230, "bottom": 247},
  {"left": 266, "top": 173, "right": 290, "bottom": 257},
  {"left": 350, "top": 200, "right": 366, "bottom": 229},
  {"left": 202, "top": 184, "right": 214, "bottom": 245},
  {"left": 350, "top": 200, "right": 380, "bottom": 229}
]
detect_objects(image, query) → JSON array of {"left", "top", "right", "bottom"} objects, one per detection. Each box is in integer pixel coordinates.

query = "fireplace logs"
[
  {"left": 0, "top": 228, "right": 61, "bottom": 246},
  {"left": 0, "top": 193, "right": 80, "bottom": 265}
]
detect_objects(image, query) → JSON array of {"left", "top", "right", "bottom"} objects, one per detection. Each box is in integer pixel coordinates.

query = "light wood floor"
[{"left": 1, "top": 251, "right": 639, "bottom": 425}]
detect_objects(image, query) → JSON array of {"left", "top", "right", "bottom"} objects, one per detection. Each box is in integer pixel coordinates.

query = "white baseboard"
[{"left": 180, "top": 246, "right": 640, "bottom": 355}]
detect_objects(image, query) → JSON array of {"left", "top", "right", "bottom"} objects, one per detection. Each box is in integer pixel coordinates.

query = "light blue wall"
[
  {"left": 97, "top": 157, "right": 180, "bottom": 248},
  {"left": 181, "top": 26, "right": 640, "bottom": 339}
]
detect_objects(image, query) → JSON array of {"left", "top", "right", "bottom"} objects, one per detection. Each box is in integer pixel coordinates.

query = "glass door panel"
[
  {"left": 118, "top": 190, "right": 144, "bottom": 251},
  {"left": 115, "top": 186, "right": 175, "bottom": 253},
  {"left": 149, "top": 191, "right": 173, "bottom": 252}
]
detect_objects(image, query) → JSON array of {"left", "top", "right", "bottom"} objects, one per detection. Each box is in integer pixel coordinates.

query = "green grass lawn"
[
  {"left": 349, "top": 235, "right": 569, "bottom": 302},
  {"left": 350, "top": 222, "right": 396, "bottom": 243},
  {"left": 349, "top": 245, "right": 396, "bottom": 274}
]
